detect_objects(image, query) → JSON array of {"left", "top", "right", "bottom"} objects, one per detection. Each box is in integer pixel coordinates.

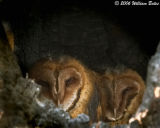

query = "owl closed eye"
[{"left": 98, "top": 69, "right": 145, "bottom": 125}]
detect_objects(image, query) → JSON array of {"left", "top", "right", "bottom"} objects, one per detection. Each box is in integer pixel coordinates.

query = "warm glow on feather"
[
  {"left": 129, "top": 109, "right": 148, "bottom": 124},
  {"left": 154, "top": 86, "right": 160, "bottom": 98},
  {"left": 0, "top": 111, "right": 3, "bottom": 120}
]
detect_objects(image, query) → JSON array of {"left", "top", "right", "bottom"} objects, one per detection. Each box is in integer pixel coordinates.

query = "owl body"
[
  {"left": 29, "top": 57, "right": 100, "bottom": 122},
  {"left": 98, "top": 69, "right": 145, "bottom": 125}
]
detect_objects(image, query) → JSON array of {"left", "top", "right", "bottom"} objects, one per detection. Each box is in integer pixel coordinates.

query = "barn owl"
[
  {"left": 28, "top": 56, "right": 100, "bottom": 122},
  {"left": 98, "top": 69, "right": 145, "bottom": 125}
]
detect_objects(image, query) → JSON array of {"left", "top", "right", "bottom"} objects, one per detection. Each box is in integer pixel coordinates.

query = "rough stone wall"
[
  {"left": 11, "top": 6, "right": 148, "bottom": 78},
  {"left": 1, "top": 39, "right": 160, "bottom": 128}
]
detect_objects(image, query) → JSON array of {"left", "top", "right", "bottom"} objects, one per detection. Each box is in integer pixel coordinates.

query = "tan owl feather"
[
  {"left": 98, "top": 69, "right": 145, "bottom": 125},
  {"left": 28, "top": 56, "right": 100, "bottom": 122},
  {"left": 1, "top": 21, "right": 14, "bottom": 51}
]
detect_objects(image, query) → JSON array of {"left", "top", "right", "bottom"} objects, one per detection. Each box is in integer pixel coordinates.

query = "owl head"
[
  {"left": 29, "top": 56, "right": 96, "bottom": 118},
  {"left": 98, "top": 69, "right": 145, "bottom": 124}
]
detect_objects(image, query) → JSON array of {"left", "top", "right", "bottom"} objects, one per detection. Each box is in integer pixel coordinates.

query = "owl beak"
[
  {"left": 105, "top": 108, "right": 123, "bottom": 122},
  {"left": 114, "top": 108, "right": 117, "bottom": 118},
  {"left": 57, "top": 99, "right": 60, "bottom": 106},
  {"left": 53, "top": 86, "right": 58, "bottom": 95}
]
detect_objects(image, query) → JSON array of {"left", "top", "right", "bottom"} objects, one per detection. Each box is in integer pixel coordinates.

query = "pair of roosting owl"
[{"left": 28, "top": 56, "right": 145, "bottom": 125}]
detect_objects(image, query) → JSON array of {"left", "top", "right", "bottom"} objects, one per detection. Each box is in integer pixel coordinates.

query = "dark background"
[{"left": 0, "top": 0, "right": 159, "bottom": 79}]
